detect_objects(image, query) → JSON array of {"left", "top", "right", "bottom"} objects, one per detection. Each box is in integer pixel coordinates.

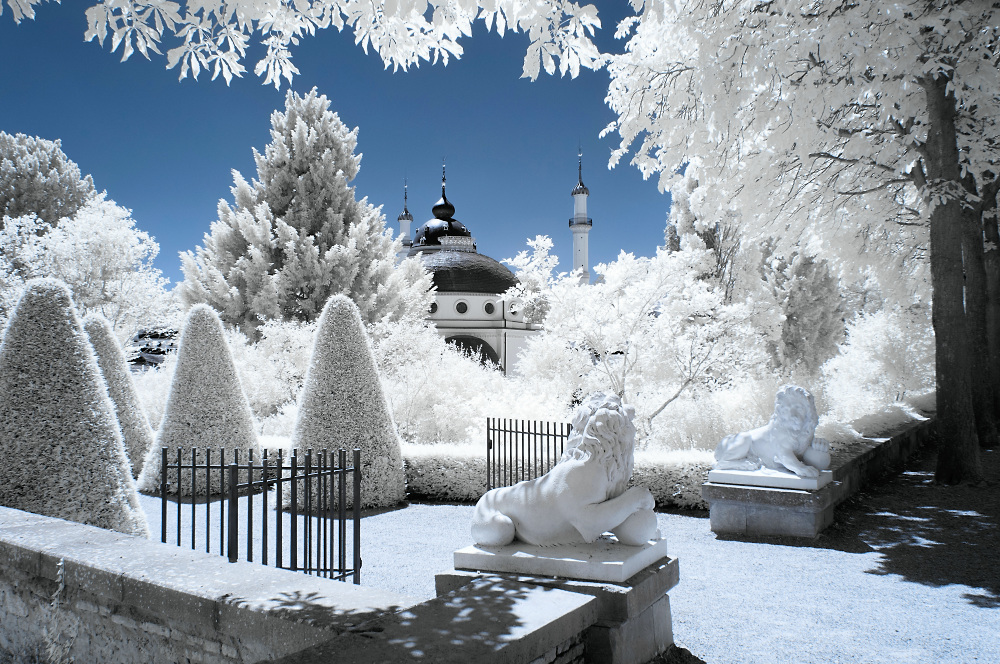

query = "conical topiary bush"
[
  {"left": 0, "top": 279, "right": 149, "bottom": 537},
  {"left": 136, "top": 304, "right": 260, "bottom": 495},
  {"left": 85, "top": 314, "right": 155, "bottom": 478},
  {"left": 289, "top": 295, "right": 405, "bottom": 510}
]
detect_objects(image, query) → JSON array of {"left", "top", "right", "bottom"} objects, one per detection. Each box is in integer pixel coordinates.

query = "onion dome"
[{"left": 413, "top": 165, "right": 472, "bottom": 247}]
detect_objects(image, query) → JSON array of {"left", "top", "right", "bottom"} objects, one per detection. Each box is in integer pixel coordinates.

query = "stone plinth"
[
  {"left": 454, "top": 536, "right": 668, "bottom": 583},
  {"left": 701, "top": 480, "right": 838, "bottom": 538},
  {"left": 707, "top": 468, "right": 833, "bottom": 490},
  {"left": 439, "top": 545, "right": 678, "bottom": 664}
]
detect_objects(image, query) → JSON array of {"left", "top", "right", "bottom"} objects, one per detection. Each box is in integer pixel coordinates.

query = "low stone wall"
[
  {"left": 0, "top": 506, "right": 418, "bottom": 663},
  {"left": 701, "top": 416, "right": 934, "bottom": 537},
  {"left": 828, "top": 418, "right": 933, "bottom": 506},
  {"left": 1, "top": 506, "right": 606, "bottom": 664}
]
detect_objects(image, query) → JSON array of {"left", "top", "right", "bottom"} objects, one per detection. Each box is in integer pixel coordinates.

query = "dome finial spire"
[{"left": 432, "top": 159, "right": 456, "bottom": 220}]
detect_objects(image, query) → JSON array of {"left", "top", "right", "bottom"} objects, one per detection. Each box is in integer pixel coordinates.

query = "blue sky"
[{"left": 0, "top": 2, "right": 670, "bottom": 286}]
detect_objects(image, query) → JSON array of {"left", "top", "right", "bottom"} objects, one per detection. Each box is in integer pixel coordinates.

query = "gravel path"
[
  {"left": 141, "top": 445, "right": 999, "bottom": 663},
  {"left": 359, "top": 446, "right": 999, "bottom": 664}
]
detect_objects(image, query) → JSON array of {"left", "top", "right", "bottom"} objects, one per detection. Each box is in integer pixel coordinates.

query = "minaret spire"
[
  {"left": 396, "top": 178, "right": 414, "bottom": 260},
  {"left": 569, "top": 148, "right": 592, "bottom": 283}
]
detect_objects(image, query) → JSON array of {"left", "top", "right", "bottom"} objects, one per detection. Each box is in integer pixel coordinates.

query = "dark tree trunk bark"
[
  {"left": 980, "top": 181, "right": 1000, "bottom": 420},
  {"left": 921, "top": 74, "right": 984, "bottom": 484},
  {"left": 960, "top": 189, "right": 998, "bottom": 448}
]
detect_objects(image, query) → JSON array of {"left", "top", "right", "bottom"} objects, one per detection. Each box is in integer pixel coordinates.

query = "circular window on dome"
[
  {"left": 429, "top": 302, "right": 438, "bottom": 314},
  {"left": 484, "top": 302, "right": 496, "bottom": 315},
  {"left": 456, "top": 301, "right": 468, "bottom": 314}
]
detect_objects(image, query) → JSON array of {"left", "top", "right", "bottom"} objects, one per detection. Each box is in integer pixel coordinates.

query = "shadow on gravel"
[
  {"left": 846, "top": 448, "right": 1000, "bottom": 609},
  {"left": 713, "top": 447, "right": 1000, "bottom": 609}
]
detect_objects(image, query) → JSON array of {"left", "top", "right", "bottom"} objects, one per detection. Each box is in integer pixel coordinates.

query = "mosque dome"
[
  {"left": 409, "top": 167, "right": 518, "bottom": 295},
  {"left": 419, "top": 250, "right": 519, "bottom": 294}
]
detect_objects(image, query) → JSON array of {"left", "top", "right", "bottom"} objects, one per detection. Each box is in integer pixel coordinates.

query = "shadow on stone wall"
[{"left": 241, "top": 576, "right": 568, "bottom": 663}]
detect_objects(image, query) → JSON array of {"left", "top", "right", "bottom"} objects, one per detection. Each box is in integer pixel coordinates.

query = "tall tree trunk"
[
  {"left": 921, "top": 74, "right": 983, "bottom": 484},
  {"left": 960, "top": 189, "right": 998, "bottom": 449},
  {"left": 980, "top": 180, "right": 1000, "bottom": 419}
]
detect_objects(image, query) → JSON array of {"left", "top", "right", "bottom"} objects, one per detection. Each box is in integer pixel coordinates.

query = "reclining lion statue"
[
  {"left": 714, "top": 384, "right": 831, "bottom": 478},
  {"left": 472, "top": 392, "right": 658, "bottom": 547}
]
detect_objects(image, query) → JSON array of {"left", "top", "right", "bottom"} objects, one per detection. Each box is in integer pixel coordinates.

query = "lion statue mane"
[
  {"left": 471, "top": 392, "right": 658, "bottom": 547},
  {"left": 713, "top": 384, "right": 831, "bottom": 478}
]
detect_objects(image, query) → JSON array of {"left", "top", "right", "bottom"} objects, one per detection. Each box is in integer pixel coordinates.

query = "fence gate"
[
  {"left": 486, "top": 418, "right": 571, "bottom": 490},
  {"left": 159, "top": 447, "right": 361, "bottom": 583}
]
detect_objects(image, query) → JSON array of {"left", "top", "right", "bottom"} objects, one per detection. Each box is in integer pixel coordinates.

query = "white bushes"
[
  {"left": 137, "top": 304, "right": 260, "bottom": 495},
  {"left": 291, "top": 295, "right": 405, "bottom": 509},
  {"left": 0, "top": 279, "right": 148, "bottom": 537},
  {"left": 821, "top": 307, "right": 934, "bottom": 423},
  {"left": 84, "top": 314, "right": 155, "bottom": 477}
]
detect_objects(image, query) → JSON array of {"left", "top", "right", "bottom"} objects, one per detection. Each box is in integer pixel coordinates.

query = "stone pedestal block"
[
  {"left": 437, "top": 556, "right": 678, "bottom": 664},
  {"left": 701, "top": 481, "right": 838, "bottom": 538}
]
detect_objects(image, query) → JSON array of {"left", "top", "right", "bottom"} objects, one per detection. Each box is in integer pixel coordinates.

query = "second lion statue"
[
  {"left": 472, "top": 392, "right": 658, "bottom": 547},
  {"left": 713, "top": 384, "right": 832, "bottom": 478}
]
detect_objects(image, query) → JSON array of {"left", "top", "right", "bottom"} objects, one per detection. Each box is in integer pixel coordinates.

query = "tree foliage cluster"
[
  {"left": 0, "top": 133, "right": 176, "bottom": 341},
  {"left": 179, "top": 88, "right": 433, "bottom": 337}
]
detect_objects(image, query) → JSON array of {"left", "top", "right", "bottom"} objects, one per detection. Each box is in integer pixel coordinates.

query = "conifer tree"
[
  {"left": 291, "top": 295, "right": 405, "bottom": 509},
  {"left": 179, "top": 88, "right": 430, "bottom": 337},
  {"left": 137, "top": 304, "right": 260, "bottom": 495},
  {"left": 84, "top": 313, "right": 155, "bottom": 477},
  {"left": 0, "top": 131, "right": 95, "bottom": 227},
  {"left": 0, "top": 279, "right": 148, "bottom": 537}
]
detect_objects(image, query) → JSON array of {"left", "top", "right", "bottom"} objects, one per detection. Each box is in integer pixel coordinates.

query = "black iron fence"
[
  {"left": 486, "top": 418, "right": 571, "bottom": 490},
  {"left": 159, "top": 447, "right": 361, "bottom": 584}
]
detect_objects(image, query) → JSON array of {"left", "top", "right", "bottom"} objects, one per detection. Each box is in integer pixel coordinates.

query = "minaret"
[
  {"left": 569, "top": 149, "right": 592, "bottom": 282},
  {"left": 396, "top": 180, "right": 413, "bottom": 262}
]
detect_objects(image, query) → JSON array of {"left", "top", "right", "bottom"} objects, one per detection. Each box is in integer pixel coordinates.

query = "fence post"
[
  {"left": 160, "top": 447, "right": 167, "bottom": 543},
  {"left": 353, "top": 448, "right": 361, "bottom": 585},
  {"left": 227, "top": 462, "right": 238, "bottom": 563},
  {"left": 291, "top": 451, "right": 298, "bottom": 572},
  {"left": 486, "top": 417, "right": 493, "bottom": 492}
]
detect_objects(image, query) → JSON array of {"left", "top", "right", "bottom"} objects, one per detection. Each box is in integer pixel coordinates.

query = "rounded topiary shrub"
[
  {"left": 137, "top": 304, "right": 260, "bottom": 495},
  {"left": 289, "top": 295, "right": 405, "bottom": 510},
  {"left": 84, "top": 314, "right": 155, "bottom": 477},
  {"left": 0, "top": 279, "right": 149, "bottom": 537}
]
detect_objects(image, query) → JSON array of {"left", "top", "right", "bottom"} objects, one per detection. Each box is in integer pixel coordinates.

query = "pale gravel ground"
[{"left": 141, "top": 445, "right": 999, "bottom": 664}]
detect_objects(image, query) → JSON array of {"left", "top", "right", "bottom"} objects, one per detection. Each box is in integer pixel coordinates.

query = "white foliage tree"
[
  {"left": 137, "top": 304, "right": 260, "bottom": 495},
  {"left": 1, "top": 196, "right": 177, "bottom": 341},
  {"left": 0, "top": 131, "right": 95, "bottom": 226},
  {"left": 84, "top": 313, "right": 155, "bottom": 477},
  {"left": 0, "top": 279, "right": 148, "bottom": 537},
  {"left": 759, "top": 245, "right": 845, "bottom": 376},
  {"left": 180, "top": 88, "right": 432, "bottom": 336},
  {"left": 522, "top": 245, "right": 769, "bottom": 434},
  {"left": 291, "top": 294, "right": 405, "bottom": 509},
  {"left": 501, "top": 234, "right": 561, "bottom": 324},
  {"left": 601, "top": 0, "right": 1000, "bottom": 482},
  {"left": 4, "top": 1, "right": 602, "bottom": 88}
]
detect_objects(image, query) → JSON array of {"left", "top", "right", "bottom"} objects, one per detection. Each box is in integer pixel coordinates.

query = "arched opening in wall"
[{"left": 446, "top": 335, "right": 500, "bottom": 367}]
